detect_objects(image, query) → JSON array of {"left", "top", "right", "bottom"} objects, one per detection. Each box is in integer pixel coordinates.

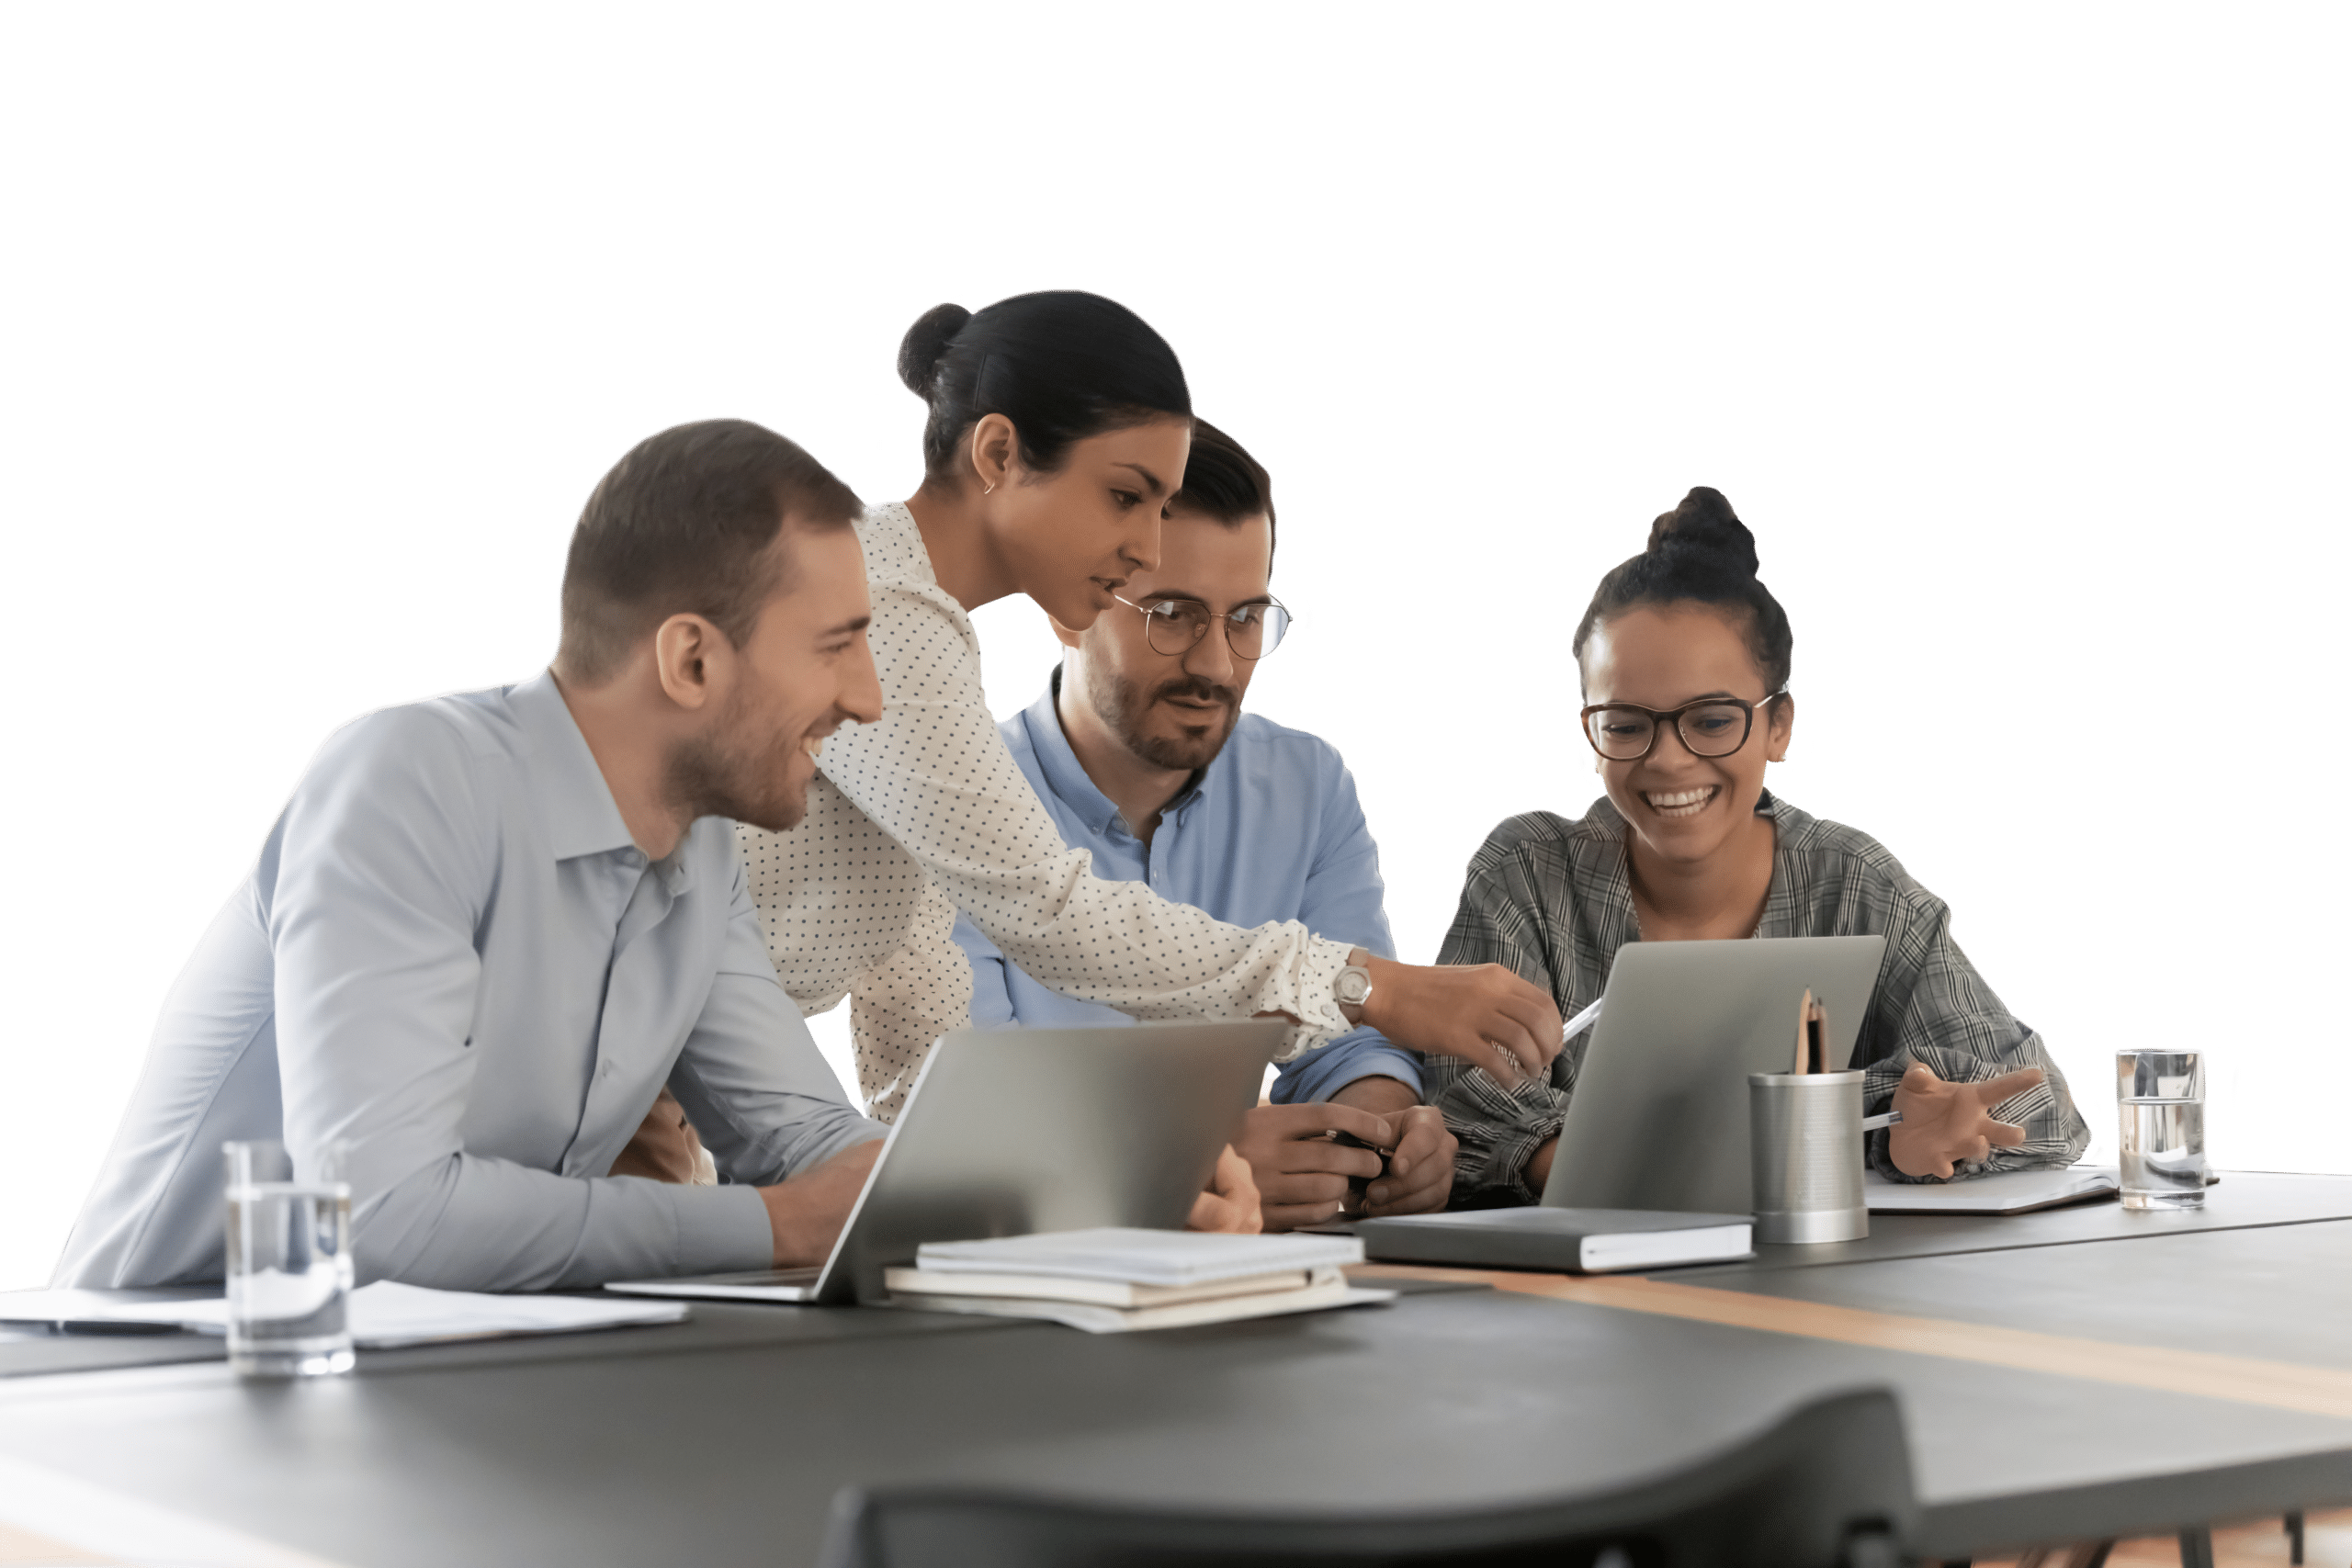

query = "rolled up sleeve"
[
  {"left": 1424, "top": 845, "right": 1578, "bottom": 1203},
  {"left": 1859, "top": 889, "right": 2092, "bottom": 1182}
]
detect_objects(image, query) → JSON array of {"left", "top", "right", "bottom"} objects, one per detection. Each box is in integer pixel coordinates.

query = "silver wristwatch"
[{"left": 1334, "top": 962, "right": 1374, "bottom": 1023}]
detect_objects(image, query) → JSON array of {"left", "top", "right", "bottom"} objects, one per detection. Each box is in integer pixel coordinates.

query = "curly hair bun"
[
  {"left": 1645, "top": 486, "right": 1759, "bottom": 578},
  {"left": 896, "top": 303, "right": 973, "bottom": 399}
]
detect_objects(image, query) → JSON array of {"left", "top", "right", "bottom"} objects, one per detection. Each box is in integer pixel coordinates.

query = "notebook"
[
  {"left": 881, "top": 1265, "right": 1336, "bottom": 1309},
  {"left": 909, "top": 1227, "right": 1364, "bottom": 1285},
  {"left": 1863, "top": 1166, "right": 2120, "bottom": 1215},
  {"left": 1356, "top": 1208, "right": 1755, "bottom": 1273},
  {"left": 887, "top": 1276, "right": 1396, "bottom": 1334},
  {"left": 886, "top": 1229, "right": 1388, "bottom": 1333}
]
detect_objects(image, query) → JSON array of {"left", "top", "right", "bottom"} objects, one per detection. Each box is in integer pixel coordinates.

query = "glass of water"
[
  {"left": 223, "top": 1140, "right": 355, "bottom": 1376},
  {"left": 2116, "top": 1051, "right": 2208, "bottom": 1211}
]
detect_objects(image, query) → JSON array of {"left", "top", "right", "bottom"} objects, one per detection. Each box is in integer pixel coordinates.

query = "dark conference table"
[{"left": 4, "top": 1172, "right": 2349, "bottom": 1566}]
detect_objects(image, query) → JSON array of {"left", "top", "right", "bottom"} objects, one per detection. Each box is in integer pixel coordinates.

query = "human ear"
[
  {"left": 1764, "top": 693, "right": 1796, "bottom": 762},
  {"left": 967, "top": 413, "right": 1019, "bottom": 495},
  {"left": 652, "top": 614, "right": 727, "bottom": 712}
]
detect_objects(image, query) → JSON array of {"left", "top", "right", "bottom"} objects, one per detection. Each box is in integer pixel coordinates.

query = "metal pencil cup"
[{"left": 1747, "top": 1072, "right": 1870, "bottom": 1245}]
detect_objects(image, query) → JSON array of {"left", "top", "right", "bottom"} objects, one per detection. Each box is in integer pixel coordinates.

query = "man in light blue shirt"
[
  {"left": 58, "top": 421, "right": 892, "bottom": 1291},
  {"left": 954, "top": 422, "right": 1457, "bottom": 1228}
]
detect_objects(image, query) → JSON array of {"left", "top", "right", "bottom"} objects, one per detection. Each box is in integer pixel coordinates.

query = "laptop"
[
  {"left": 1354, "top": 937, "right": 1888, "bottom": 1272},
  {"left": 605, "top": 1019, "right": 1284, "bottom": 1305},
  {"left": 1540, "top": 935, "right": 1888, "bottom": 1215}
]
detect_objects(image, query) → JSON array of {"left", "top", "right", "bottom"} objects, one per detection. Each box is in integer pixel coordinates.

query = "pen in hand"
[{"left": 1560, "top": 997, "right": 1603, "bottom": 1044}]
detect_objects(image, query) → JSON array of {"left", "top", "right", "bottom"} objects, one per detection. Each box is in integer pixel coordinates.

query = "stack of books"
[{"left": 883, "top": 1227, "right": 1392, "bottom": 1333}]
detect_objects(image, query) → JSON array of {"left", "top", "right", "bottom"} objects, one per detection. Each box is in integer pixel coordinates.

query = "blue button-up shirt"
[
  {"left": 954, "top": 675, "right": 1420, "bottom": 1103},
  {"left": 58, "top": 671, "right": 882, "bottom": 1292}
]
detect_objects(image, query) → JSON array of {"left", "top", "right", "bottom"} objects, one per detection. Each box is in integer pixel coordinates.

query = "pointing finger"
[{"left": 1973, "top": 1067, "right": 2047, "bottom": 1106}]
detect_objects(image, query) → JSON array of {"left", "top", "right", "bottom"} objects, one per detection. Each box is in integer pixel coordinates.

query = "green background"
[{"left": 0, "top": 3, "right": 2342, "bottom": 1288}]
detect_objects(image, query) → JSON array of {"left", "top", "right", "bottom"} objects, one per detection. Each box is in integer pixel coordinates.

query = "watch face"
[{"left": 1337, "top": 969, "right": 1373, "bottom": 1005}]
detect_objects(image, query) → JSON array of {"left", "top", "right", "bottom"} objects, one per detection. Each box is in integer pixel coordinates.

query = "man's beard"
[
  {"left": 665, "top": 685, "right": 811, "bottom": 836},
  {"left": 1090, "top": 668, "right": 1240, "bottom": 773}
]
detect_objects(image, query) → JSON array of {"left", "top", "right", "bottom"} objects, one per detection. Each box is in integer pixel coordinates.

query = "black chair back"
[{"left": 819, "top": 1386, "right": 1913, "bottom": 1568}]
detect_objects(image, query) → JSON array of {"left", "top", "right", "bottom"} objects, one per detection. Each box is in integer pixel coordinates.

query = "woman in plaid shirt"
[{"left": 1427, "top": 488, "right": 2091, "bottom": 1204}]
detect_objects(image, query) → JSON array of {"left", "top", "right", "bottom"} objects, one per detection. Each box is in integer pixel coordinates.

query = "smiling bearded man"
[{"left": 57, "top": 420, "right": 892, "bottom": 1292}]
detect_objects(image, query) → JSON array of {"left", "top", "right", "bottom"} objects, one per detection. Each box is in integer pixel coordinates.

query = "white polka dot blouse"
[{"left": 740, "top": 502, "right": 1354, "bottom": 1117}]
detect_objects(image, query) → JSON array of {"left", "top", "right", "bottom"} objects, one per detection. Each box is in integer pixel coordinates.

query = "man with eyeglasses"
[{"left": 948, "top": 422, "right": 1458, "bottom": 1230}]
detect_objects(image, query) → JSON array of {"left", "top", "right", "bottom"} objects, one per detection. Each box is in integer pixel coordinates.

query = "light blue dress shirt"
[
  {"left": 58, "top": 672, "right": 882, "bottom": 1292},
  {"left": 953, "top": 673, "right": 1421, "bottom": 1103}
]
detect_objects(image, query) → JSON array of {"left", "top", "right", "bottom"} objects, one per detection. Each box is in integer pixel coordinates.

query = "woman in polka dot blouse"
[{"left": 740, "top": 292, "right": 1560, "bottom": 1118}]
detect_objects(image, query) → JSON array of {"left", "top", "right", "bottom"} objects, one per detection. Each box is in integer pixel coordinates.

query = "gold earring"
[{"left": 983, "top": 480, "right": 995, "bottom": 495}]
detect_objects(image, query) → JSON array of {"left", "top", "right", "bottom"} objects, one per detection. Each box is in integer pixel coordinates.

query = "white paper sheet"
[
  {"left": 24, "top": 1280, "right": 688, "bottom": 1348},
  {"left": 1864, "top": 1165, "right": 2120, "bottom": 1214}
]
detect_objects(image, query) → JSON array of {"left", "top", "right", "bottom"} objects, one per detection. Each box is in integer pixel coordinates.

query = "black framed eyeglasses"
[
  {"left": 1579, "top": 693, "right": 1787, "bottom": 761},
  {"left": 1113, "top": 594, "right": 1294, "bottom": 660}
]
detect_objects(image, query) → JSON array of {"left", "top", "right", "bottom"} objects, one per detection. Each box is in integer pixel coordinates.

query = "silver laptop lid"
[
  {"left": 814, "top": 1020, "right": 1285, "bottom": 1303},
  {"left": 1542, "top": 936, "right": 1887, "bottom": 1215}
]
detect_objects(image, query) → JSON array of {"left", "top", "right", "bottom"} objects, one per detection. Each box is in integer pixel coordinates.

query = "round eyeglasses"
[
  {"left": 1113, "top": 594, "right": 1293, "bottom": 660},
  {"left": 1579, "top": 693, "right": 1787, "bottom": 761}
]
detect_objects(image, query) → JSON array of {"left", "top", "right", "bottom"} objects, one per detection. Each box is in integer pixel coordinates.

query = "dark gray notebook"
[{"left": 1357, "top": 1208, "right": 1754, "bottom": 1274}]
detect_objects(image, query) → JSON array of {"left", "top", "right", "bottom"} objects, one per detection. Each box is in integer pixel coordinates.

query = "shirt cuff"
[
  {"left": 1272, "top": 936, "right": 1360, "bottom": 1063},
  {"left": 1271, "top": 1040, "right": 1424, "bottom": 1104},
  {"left": 665, "top": 1182, "right": 778, "bottom": 1276}
]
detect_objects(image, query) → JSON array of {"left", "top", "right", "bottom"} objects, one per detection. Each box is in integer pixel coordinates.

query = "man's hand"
[
  {"left": 1361, "top": 1105, "right": 1455, "bottom": 1216},
  {"left": 758, "top": 1139, "right": 883, "bottom": 1267},
  {"left": 1186, "top": 1145, "right": 1263, "bottom": 1234},
  {"left": 1359, "top": 956, "right": 1561, "bottom": 1088},
  {"left": 609, "top": 1088, "right": 711, "bottom": 1185},
  {"left": 1329, "top": 1076, "right": 1456, "bottom": 1217},
  {"left": 1233, "top": 1102, "right": 1391, "bottom": 1230},
  {"left": 1887, "top": 1063, "right": 2045, "bottom": 1179}
]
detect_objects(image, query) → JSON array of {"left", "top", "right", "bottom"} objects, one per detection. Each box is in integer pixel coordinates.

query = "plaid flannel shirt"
[{"left": 1427, "top": 793, "right": 2090, "bottom": 1204}]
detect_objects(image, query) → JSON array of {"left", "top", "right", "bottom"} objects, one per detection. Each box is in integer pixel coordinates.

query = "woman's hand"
[
  {"left": 1887, "top": 1063, "right": 2045, "bottom": 1179},
  {"left": 1360, "top": 956, "right": 1562, "bottom": 1087},
  {"left": 1185, "top": 1145, "right": 1264, "bottom": 1234}
]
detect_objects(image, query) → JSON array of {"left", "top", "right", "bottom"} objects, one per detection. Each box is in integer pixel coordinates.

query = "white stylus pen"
[
  {"left": 1560, "top": 997, "right": 1605, "bottom": 1043},
  {"left": 1860, "top": 1111, "right": 1903, "bottom": 1132}
]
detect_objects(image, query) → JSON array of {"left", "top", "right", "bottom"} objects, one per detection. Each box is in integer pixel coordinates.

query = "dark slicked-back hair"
[
  {"left": 898, "top": 291, "right": 1192, "bottom": 479},
  {"left": 1571, "top": 486, "right": 1793, "bottom": 696},
  {"left": 1170, "top": 419, "right": 1277, "bottom": 570},
  {"left": 557, "top": 419, "right": 863, "bottom": 684}
]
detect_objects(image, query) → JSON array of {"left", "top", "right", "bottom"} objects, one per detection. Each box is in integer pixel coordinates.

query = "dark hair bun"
[
  {"left": 897, "top": 303, "right": 972, "bottom": 399},
  {"left": 1645, "top": 486, "right": 1759, "bottom": 578}
]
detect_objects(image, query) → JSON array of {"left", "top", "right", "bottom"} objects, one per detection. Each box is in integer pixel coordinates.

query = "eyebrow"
[
  {"left": 820, "top": 615, "right": 872, "bottom": 638},
  {"left": 1598, "top": 689, "right": 1743, "bottom": 705},
  {"left": 1134, "top": 589, "right": 1276, "bottom": 610},
  {"left": 1113, "top": 461, "right": 1170, "bottom": 498}
]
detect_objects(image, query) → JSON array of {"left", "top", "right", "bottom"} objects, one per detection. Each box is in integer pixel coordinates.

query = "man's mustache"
[{"left": 1154, "top": 677, "right": 1239, "bottom": 708}]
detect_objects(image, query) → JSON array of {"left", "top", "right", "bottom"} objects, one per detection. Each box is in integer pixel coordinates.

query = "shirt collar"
[
  {"left": 509, "top": 670, "right": 641, "bottom": 863},
  {"left": 1024, "top": 669, "right": 1125, "bottom": 837},
  {"left": 1027, "top": 664, "right": 1214, "bottom": 835}
]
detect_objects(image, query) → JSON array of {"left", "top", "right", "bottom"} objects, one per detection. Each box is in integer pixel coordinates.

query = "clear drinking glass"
[
  {"left": 223, "top": 1140, "right": 355, "bottom": 1376},
  {"left": 2116, "top": 1051, "right": 2207, "bottom": 1211}
]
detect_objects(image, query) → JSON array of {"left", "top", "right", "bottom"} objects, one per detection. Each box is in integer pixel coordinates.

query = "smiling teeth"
[{"left": 1645, "top": 787, "right": 1716, "bottom": 818}]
